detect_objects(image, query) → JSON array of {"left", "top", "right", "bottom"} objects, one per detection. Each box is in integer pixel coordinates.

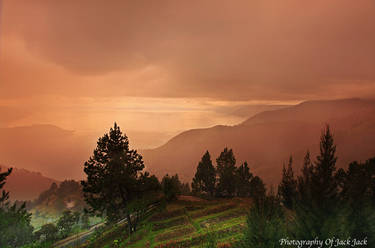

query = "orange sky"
[{"left": 0, "top": 0, "right": 375, "bottom": 179}]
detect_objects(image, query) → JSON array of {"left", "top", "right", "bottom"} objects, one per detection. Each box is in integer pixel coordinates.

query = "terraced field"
[{"left": 85, "top": 197, "right": 250, "bottom": 248}]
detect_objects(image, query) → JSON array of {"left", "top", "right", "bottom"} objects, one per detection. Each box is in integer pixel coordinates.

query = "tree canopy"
[
  {"left": 81, "top": 123, "right": 160, "bottom": 233},
  {"left": 278, "top": 156, "right": 297, "bottom": 209},
  {"left": 0, "top": 168, "right": 34, "bottom": 248},
  {"left": 161, "top": 174, "right": 181, "bottom": 201},
  {"left": 235, "top": 162, "right": 253, "bottom": 197},
  {"left": 191, "top": 151, "right": 216, "bottom": 196},
  {"left": 216, "top": 148, "right": 237, "bottom": 197}
]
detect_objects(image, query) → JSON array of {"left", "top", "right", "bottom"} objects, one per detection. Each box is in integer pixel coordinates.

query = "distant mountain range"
[
  {"left": 0, "top": 165, "right": 59, "bottom": 201},
  {"left": 0, "top": 124, "right": 93, "bottom": 181},
  {"left": 142, "top": 98, "right": 375, "bottom": 185},
  {"left": 2, "top": 98, "right": 375, "bottom": 196}
]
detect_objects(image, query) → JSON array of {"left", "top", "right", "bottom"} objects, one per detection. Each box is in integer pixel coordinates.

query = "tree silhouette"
[
  {"left": 191, "top": 151, "right": 216, "bottom": 196},
  {"left": 235, "top": 162, "right": 253, "bottom": 197},
  {"left": 161, "top": 174, "right": 181, "bottom": 201},
  {"left": 311, "top": 125, "right": 338, "bottom": 215},
  {"left": 179, "top": 182, "right": 191, "bottom": 195},
  {"left": 237, "top": 191, "right": 286, "bottom": 248},
  {"left": 278, "top": 156, "right": 297, "bottom": 209},
  {"left": 239, "top": 125, "right": 374, "bottom": 244},
  {"left": 216, "top": 148, "right": 237, "bottom": 197},
  {"left": 336, "top": 158, "right": 375, "bottom": 243},
  {"left": 0, "top": 168, "right": 12, "bottom": 207},
  {"left": 297, "top": 151, "right": 313, "bottom": 204},
  {"left": 249, "top": 176, "right": 266, "bottom": 204},
  {"left": 293, "top": 125, "right": 348, "bottom": 240},
  {"left": 81, "top": 123, "right": 159, "bottom": 234}
]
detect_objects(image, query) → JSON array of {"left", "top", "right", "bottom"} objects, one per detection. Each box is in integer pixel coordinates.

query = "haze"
[{"left": 0, "top": 0, "right": 375, "bottom": 180}]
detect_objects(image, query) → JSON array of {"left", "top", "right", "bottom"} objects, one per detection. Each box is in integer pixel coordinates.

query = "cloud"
[
  {"left": 1, "top": 0, "right": 375, "bottom": 101},
  {"left": 0, "top": 106, "right": 30, "bottom": 127}
]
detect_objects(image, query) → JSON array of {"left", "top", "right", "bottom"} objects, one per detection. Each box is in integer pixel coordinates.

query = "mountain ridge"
[
  {"left": 0, "top": 164, "right": 60, "bottom": 201},
  {"left": 142, "top": 98, "right": 375, "bottom": 185}
]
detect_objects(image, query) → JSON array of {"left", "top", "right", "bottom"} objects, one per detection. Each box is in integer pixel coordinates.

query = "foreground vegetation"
[{"left": 77, "top": 197, "right": 247, "bottom": 248}]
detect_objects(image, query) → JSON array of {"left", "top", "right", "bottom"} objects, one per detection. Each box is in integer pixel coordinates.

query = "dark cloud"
[{"left": 1, "top": 0, "right": 375, "bottom": 100}]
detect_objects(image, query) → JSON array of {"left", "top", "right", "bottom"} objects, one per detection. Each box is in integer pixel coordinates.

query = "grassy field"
[{"left": 83, "top": 196, "right": 251, "bottom": 248}]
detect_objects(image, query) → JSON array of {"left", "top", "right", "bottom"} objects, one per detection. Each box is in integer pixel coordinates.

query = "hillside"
[
  {"left": 0, "top": 165, "right": 59, "bottom": 201},
  {"left": 142, "top": 98, "right": 375, "bottom": 185},
  {"left": 78, "top": 197, "right": 247, "bottom": 248}
]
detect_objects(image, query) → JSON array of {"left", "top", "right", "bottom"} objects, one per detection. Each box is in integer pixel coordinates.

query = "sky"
[{"left": 1, "top": 0, "right": 375, "bottom": 151}]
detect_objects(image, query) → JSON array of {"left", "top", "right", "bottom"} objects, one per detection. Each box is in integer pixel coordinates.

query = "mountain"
[
  {"left": 0, "top": 124, "right": 93, "bottom": 180},
  {"left": 142, "top": 98, "right": 375, "bottom": 185},
  {"left": 0, "top": 165, "right": 59, "bottom": 201}
]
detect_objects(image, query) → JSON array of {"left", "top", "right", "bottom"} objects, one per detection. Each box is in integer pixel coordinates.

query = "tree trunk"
[
  {"left": 126, "top": 213, "right": 133, "bottom": 234},
  {"left": 118, "top": 187, "right": 133, "bottom": 234}
]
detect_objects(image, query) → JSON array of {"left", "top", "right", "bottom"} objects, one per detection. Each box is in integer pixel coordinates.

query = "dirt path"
[{"left": 53, "top": 223, "right": 104, "bottom": 248}]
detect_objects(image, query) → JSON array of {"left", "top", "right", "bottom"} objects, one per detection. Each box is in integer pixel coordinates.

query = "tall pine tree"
[
  {"left": 336, "top": 158, "right": 375, "bottom": 243},
  {"left": 81, "top": 123, "right": 159, "bottom": 234},
  {"left": 235, "top": 162, "right": 253, "bottom": 197},
  {"left": 278, "top": 156, "right": 297, "bottom": 209},
  {"left": 237, "top": 190, "right": 286, "bottom": 248},
  {"left": 191, "top": 151, "right": 216, "bottom": 196},
  {"left": 297, "top": 151, "right": 313, "bottom": 204},
  {"left": 293, "top": 125, "right": 349, "bottom": 240},
  {"left": 216, "top": 148, "right": 237, "bottom": 197},
  {"left": 311, "top": 125, "right": 338, "bottom": 215},
  {"left": 249, "top": 176, "right": 266, "bottom": 204}
]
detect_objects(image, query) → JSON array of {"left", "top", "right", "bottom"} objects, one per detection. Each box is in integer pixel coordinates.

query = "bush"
[
  {"left": 161, "top": 174, "right": 181, "bottom": 201},
  {"left": 236, "top": 193, "right": 286, "bottom": 248}
]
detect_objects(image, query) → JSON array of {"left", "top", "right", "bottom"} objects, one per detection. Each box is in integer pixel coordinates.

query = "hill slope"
[
  {"left": 142, "top": 98, "right": 375, "bottom": 184},
  {"left": 0, "top": 165, "right": 59, "bottom": 201}
]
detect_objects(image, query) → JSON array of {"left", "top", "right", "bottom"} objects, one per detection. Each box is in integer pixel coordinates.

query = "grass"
[{"left": 83, "top": 197, "right": 250, "bottom": 247}]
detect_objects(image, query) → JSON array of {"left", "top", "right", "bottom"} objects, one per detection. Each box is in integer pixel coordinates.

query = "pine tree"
[
  {"left": 191, "top": 151, "right": 216, "bottom": 196},
  {"left": 216, "top": 148, "right": 237, "bottom": 197},
  {"left": 297, "top": 151, "right": 313, "bottom": 204},
  {"left": 81, "top": 123, "right": 159, "bottom": 234},
  {"left": 278, "top": 156, "right": 297, "bottom": 209},
  {"left": 293, "top": 125, "right": 349, "bottom": 240},
  {"left": 249, "top": 176, "right": 266, "bottom": 204},
  {"left": 311, "top": 125, "right": 338, "bottom": 215},
  {"left": 161, "top": 174, "right": 181, "bottom": 201},
  {"left": 235, "top": 162, "right": 253, "bottom": 197},
  {"left": 0, "top": 168, "right": 34, "bottom": 247},
  {"left": 237, "top": 191, "right": 286, "bottom": 248},
  {"left": 0, "top": 168, "right": 12, "bottom": 207},
  {"left": 337, "top": 158, "right": 375, "bottom": 243}
]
